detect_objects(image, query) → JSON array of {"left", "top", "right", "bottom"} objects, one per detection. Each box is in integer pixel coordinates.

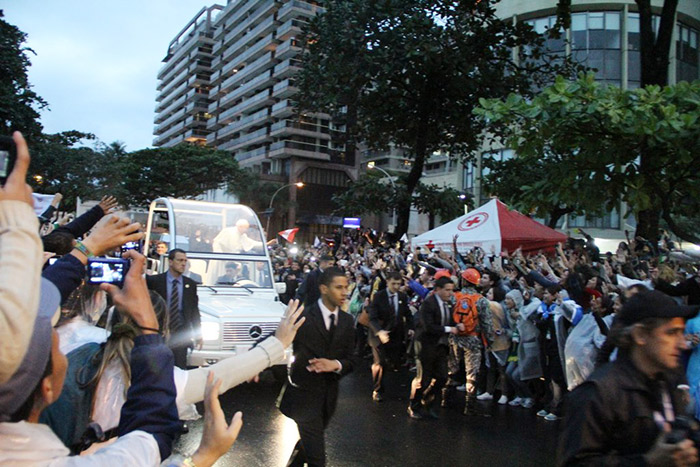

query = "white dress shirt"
[
  {"left": 434, "top": 295, "right": 454, "bottom": 333},
  {"left": 317, "top": 299, "right": 343, "bottom": 373}
]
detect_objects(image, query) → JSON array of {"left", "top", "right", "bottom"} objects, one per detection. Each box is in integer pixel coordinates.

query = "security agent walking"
[
  {"left": 146, "top": 248, "right": 201, "bottom": 369},
  {"left": 368, "top": 271, "right": 414, "bottom": 401},
  {"left": 408, "top": 276, "right": 464, "bottom": 419},
  {"left": 558, "top": 290, "right": 699, "bottom": 466},
  {"left": 278, "top": 267, "right": 357, "bottom": 467}
]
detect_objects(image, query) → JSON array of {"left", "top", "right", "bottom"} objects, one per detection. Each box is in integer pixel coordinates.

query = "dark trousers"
[
  {"left": 371, "top": 339, "right": 402, "bottom": 394},
  {"left": 287, "top": 407, "right": 332, "bottom": 467},
  {"left": 410, "top": 341, "right": 449, "bottom": 410},
  {"left": 170, "top": 344, "right": 188, "bottom": 370}
]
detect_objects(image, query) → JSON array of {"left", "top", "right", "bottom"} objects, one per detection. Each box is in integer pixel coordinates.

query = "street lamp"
[
  {"left": 367, "top": 162, "right": 397, "bottom": 231},
  {"left": 265, "top": 182, "right": 304, "bottom": 240}
]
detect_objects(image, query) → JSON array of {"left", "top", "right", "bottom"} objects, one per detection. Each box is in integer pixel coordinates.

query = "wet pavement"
[{"left": 177, "top": 362, "right": 560, "bottom": 466}]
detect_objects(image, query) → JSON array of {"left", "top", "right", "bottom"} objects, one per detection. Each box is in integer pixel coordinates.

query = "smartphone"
[
  {"left": 120, "top": 239, "right": 142, "bottom": 254},
  {"left": 48, "top": 256, "right": 61, "bottom": 266},
  {"left": 0, "top": 136, "right": 17, "bottom": 185},
  {"left": 87, "top": 257, "right": 129, "bottom": 287}
]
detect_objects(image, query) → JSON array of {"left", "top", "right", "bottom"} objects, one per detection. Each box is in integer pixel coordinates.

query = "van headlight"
[{"left": 201, "top": 322, "right": 220, "bottom": 341}]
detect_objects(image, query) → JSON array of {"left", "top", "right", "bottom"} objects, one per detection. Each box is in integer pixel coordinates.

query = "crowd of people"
[{"left": 1, "top": 130, "right": 700, "bottom": 466}]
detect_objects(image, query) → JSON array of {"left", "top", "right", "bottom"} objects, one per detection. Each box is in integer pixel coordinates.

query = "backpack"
[{"left": 453, "top": 292, "right": 481, "bottom": 337}]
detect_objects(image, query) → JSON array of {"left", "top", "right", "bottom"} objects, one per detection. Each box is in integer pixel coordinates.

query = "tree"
[
  {"left": 29, "top": 130, "right": 105, "bottom": 206},
  {"left": 116, "top": 144, "right": 249, "bottom": 208},
  {"left": 0, "top": 11, "right": 47, "bottom": 143},
  {"left": 555, "top": 0, "right": 682, "bottom": 240},
  {"left": 476, "top": 73, "right": 700, "bottom": 243},
  {"left": 331, "top": 172, "right": 394, "bottom": 217},
  {"left": 332, "top": 172, "right": 468, "bottom": 230},
  {"left": 297, "top": 0, "right": 570, "bottom": 237},
  {"left": 413, "top": 183, "right": 466, "bottom": 230}
]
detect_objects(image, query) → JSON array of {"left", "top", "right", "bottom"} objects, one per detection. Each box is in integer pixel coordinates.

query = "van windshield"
[
  {"left": 168, "top": 199, "right": 266, "bottom": 256},
  {"left": 185, "top": 258, "right": 273, "bottom": 288}
]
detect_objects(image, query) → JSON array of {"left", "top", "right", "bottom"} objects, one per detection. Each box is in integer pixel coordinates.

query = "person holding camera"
[{"left": 558, "top": 290, "right": 699, "bottom": 466}]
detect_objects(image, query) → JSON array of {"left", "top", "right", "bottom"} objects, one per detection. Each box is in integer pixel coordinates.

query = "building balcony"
[
  {"left": 275, "top": 38, "right": 301, "bottom": 61},
  {"left": 221, "top": 15, "right": 276, "bottom": 62},
  {"left": 224, "top": 32, "right": 275, "bottom": 76},
  {"left": 234, "top": 145, "right": 268, "bottom": 161},
  {"left": 154, "top": 108, "right": 187, "bottom": 133},
  {"left": 276, "top": 18, "right": 306, "bottom": 42},
  {"left": 220, "top": 51, "right": 273, "bottom": 92},
  {"left": 268, "top": 140, "right": 330, "bottom": 161},
  {"left": 277, "top": 0, "right": 323, "bottom": 23},
  {"left": 270, "top": 119, "right": 331, "bottom": 140},
  {"left": 272, "top": 78, "right": 298, "bottom": 99},
  {"left": 273, "top": 58, "right": 301, "bottom": 80}
]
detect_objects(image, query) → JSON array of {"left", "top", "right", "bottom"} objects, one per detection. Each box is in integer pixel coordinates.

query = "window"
[
  {"left": 481, "top": 148, "right": 515, "bottom": 179},
  {"left": 677, "top": 23, "right": 699, "bottom": 83},
  {"left": 463, "top": 162, "right": 474, "bottom": 190},
  {"left": 571, "top": 11, "right": 622, "bottom": 86}
]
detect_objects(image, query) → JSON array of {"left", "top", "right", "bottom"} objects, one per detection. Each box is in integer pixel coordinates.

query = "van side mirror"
[{"left": 275, "top": 282, "right": 287, "bottom": 295}]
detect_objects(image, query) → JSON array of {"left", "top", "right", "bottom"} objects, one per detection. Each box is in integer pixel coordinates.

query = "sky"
[{"left": 5, "top": 1, "right": 218, "bottom": 151}]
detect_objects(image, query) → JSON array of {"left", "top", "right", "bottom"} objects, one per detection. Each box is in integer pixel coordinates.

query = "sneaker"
[
  {"left": 521, "top": 398, "right": 534, "bottom": 409},
  {"left": 508, "top": 397, "right": 522, "bottom": 407},
  {"left": 544, "top": 413, "right": 560, "bottom": 421},
  {"left": 476, "top": 392, "right": 493, "bottom": 401},
  {"left": 536, "top": 409, "right": 549, "bottom": 417},
  {"left": 372, "top": 391, "right": 383, "bottom": 402},
  {"left": 497, "top": 395, "right": 508, "bottom": 405},
  {"left": 456, "top": 384, "right": 466, "bottom": 392}
]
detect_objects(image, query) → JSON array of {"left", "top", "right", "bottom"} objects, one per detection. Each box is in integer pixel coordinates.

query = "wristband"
[
  {"left": 137, "top": 324, "right": 161, "bottom": 334},
  {"left": 74, "top": 240, "right": 94, "bottom": 258}
]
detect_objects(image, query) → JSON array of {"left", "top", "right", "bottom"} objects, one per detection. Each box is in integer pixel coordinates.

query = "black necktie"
[
  {"left": 391, "top": 294, "right": 399, "bottom": 318},
  {"left": 329, "top": 313, "right": 336, "bottom": 339},
  {"left": 441, "top": 302, "right": 449, "bottom": 327},
  {"left": 169, "top": 279, "right": 184, "bottom": 333}
]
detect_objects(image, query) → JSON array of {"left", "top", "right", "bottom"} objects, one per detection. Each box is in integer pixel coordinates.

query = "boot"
[
  {"left": 464, "top": 395, "right": 491, "bottom": 417},
  {"left": 441, "top": 387, "right": 451, "bottom": 408}
]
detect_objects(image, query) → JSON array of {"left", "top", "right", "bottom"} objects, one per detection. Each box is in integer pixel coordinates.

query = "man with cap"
[
  {"left": 558, "top": 290, "right": 699, "bottom": 466},
  {"left": 446, "top": 268, "right": 495, "bottom": 416}
]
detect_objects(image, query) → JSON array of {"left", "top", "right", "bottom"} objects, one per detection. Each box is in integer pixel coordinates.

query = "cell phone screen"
[
  {"left": 87, "top": 258, "right": 129, "bottom": 286},
  {"left": 0, "top": 136, "right": 17, "bottom": 184}
]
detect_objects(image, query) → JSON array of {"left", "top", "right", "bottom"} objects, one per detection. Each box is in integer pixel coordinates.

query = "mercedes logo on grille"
[{"left": 249, "top": 325, "right": 263, "bottom": 339}]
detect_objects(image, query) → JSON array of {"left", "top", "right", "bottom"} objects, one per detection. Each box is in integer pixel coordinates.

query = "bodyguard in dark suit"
[
  {"left": 408, "top": 276, "right": 462, "bottom": 419},
  {"left": 278, "top": 267, "right": 356, "bottom": 467},
  {"left": 296, "top": 255, "right": 335, "bottom": 306},
  {"left": 146, "top": 248, "right": 201, "bottom": 369},
  {"left": 368, "top": 271, "right": 414, "bottom": 401}
]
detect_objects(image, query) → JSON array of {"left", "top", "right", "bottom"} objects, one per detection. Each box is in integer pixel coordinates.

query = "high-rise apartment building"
[
  {"left": 154, "top": 6, "right": 222, "bottom": 148},
  {"left": 154, "top": 1, "right": 358, "bottom": 237}
]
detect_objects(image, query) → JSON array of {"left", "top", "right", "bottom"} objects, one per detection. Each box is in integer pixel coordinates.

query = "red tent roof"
[{"left": 495, "top": 200, "right": 567, "bottom": 254}]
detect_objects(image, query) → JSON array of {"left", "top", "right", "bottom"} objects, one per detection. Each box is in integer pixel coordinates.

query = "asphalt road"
[{"left": 176, "top": 362, "right": 560, "bottom": 466}]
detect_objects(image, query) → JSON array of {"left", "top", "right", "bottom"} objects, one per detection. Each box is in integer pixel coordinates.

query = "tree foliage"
[
  {"left": 297, "top": 0, "right": 572, "bottom": 237},
  {"left": 476, "top": 73, "right": 700, "bottom": 243},
  {"left": 116, "top": 144, "right": 248, "bottom": 208},
  {"left": 332, "top": 172, "right": 469, "bottom": 229}
]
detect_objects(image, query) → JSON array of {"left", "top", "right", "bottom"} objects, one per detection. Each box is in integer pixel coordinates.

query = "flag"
[
  {"left": 400, "top": 233, "right": 408, "bottom": 242},
  {"left": 313, "top": 236, "right": 321, "bottom": 247},
  {"left": 278, "top": 228, "right": 299, "bottom": 243}
]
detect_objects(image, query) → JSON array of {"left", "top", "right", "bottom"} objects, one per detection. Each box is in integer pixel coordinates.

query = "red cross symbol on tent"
[
  {"left": 426, "top": 240, "right": 435, "bottom": 250},
  {"left": 458, "top": 212, "right": 489, "bottom": 231}
]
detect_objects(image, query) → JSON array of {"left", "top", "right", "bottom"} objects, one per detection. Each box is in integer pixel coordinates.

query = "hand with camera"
[
  {"left": 100, "top": 250, "right": 159, "bottom": 334},
  {"left": 0, "top": 132, "right": 33, "bottom": 206},
  {"left": 644, "top": 426, "right": 698, "bottom": 467},
  {"left": 78, "top": 216, "right": 143, "bottom": 259}
]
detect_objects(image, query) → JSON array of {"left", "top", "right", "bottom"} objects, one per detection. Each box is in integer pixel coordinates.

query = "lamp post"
[
  {"left": 367, "top": 161, "right": 397, "bottom": 232},
  {"left": 266, "top": 182, "right": 304, "bottom": 240}
]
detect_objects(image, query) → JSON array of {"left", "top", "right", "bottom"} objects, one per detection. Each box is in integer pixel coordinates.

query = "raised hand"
[
  {"left": 191, "top": 372, "right": 244, "bottom": 467},
  {"left": 275, "top": 299, "right": 306, "bottom": 348}
]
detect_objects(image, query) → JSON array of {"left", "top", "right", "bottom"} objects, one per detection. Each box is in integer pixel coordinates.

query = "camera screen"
[
  {"left": 0, "top": 150, "right": 8, "bottom": 178},
  {"left": 88, "top": 260, "right": 126, "bottom": 284},
  {"left": 121, "top": 240, "right": 141, "bottom": 251}
]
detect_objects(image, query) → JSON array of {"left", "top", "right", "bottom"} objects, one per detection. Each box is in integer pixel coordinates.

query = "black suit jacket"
[
  {"left": 278, "top": 302, "right": 356, "bottom": 423},
  {"left": 146, "top": 272, "right": 201, "bottom": 338},
  {"left": 296, "top": 268, "right": 322, "bottom": 306},
  {"left": 414, "top": 294, "right": 454, "bottom": 347},
  {"left": 368, "top": 289, "right": 413, "bottom": 348}
]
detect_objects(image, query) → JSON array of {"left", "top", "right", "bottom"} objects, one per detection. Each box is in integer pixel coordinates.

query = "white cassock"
[{"left": 212, "top": 227, "right": 263, "bottom": 254}]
